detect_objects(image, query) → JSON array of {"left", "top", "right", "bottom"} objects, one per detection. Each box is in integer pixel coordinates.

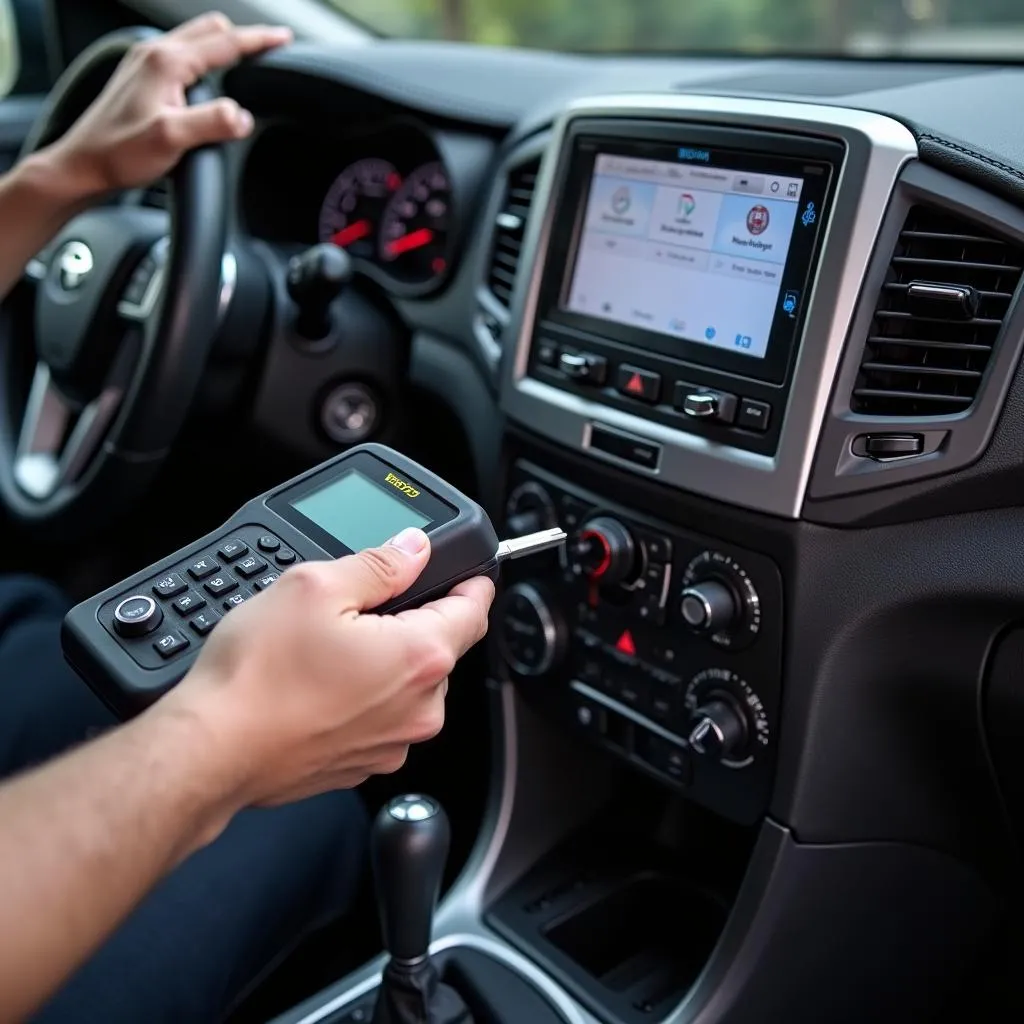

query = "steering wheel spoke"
[{"left": 13, "top": 352, "right": 132, "bottom": 501}]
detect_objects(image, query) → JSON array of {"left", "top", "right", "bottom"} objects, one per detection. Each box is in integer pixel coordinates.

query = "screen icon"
[
  {"left": 734, "top": 334, "right": 753, "bottom": 350},
  {"left": 611, "top": 186, "right": 631, "bottom": 215},
  {"left": 782, "top": 290, "right": 800, "bottom": 317},
  {"left": 770, "top": 181, "right": 780, "bottom": 193},
  {"left": 787, "top": 182, "right": 800, "bottom": 198},
  {"left": 678, "top": 192, "right": 696, "bottom": 217},
  {"left": 705, "top": 326, "right": 717, "bottom": 341},
  {"left": 746, "top": 205, "right": 770, "bottom": 235},
  {"left": 801, "top": 201, "right": 817, "bottom": 227}
]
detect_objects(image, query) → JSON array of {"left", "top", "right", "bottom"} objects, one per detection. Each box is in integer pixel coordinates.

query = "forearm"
[
  {"left": 0, "top": 702, "right": 241, "bottom": 1022},
  {"left": 0, "top": 143, "right": 102, "bottom": 301}
]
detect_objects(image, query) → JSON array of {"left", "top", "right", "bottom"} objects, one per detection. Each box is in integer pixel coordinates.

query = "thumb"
[
  {"left": 330, "top": 528, "right": 432, "bottom": 614},
  {"left": 161, "top": 98, "right": 254, "bottom": 150}
]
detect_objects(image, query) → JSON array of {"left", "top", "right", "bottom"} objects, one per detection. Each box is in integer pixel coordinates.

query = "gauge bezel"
[{"left": 317, "top": 156, "right": 400, "bottom": 259}]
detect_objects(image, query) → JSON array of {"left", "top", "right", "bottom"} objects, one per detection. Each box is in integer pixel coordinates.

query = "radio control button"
[
  {"left": 615, "top": 364, "right": 661, "bottom": 403},
  {"left": 674, "top": 384, "right": 737, "bottom": 424},
  {"left": 113, "top": 595, "right": 162, "bottom": 638},
  {"left": 738, "top": 398, "right": 772, "bottom": 432},
  {"left": 536, "top": 338, "right": 560, "bottom": 366},
  {"left": 558, "top": 350, "right": 607, "bottom": 385}
]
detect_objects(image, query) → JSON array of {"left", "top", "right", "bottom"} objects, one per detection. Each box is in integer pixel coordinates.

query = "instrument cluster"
[{"left": 241, "top": 120, "right": 454, "bottom": 294}]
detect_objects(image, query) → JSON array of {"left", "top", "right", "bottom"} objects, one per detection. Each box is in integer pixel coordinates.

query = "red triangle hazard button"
[
  {"left": 626, "top": 372, "right": 645, "bottom": 395},
  {"left": 615, "top": 629, "right": 637, "bottom": 656}
]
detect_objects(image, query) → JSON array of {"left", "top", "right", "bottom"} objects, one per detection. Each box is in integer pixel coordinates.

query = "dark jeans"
[{"left": 0, "top": 575, "right": 369, "bottom": 1023}]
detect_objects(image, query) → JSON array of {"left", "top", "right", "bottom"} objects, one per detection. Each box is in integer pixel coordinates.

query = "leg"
[{"left": 0, "top": 575, "right": 370, "bottom": 1023}]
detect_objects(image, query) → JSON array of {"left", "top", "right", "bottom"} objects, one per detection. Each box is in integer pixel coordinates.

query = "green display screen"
[{"left": 290, "top": 470, "right": 432, "bottom": 553}]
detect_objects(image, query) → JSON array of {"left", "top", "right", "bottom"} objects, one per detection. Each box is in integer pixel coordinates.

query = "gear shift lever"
[
  {"left": 372, "top": 794, "right": 450, "bottom": 963},
  {"left": 371, "top": 795, "right": 472, "bottom": 1024}
]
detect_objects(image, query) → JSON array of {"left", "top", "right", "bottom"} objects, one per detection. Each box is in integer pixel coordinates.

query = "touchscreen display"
[
  {"left": 565, "top": 153, "right": 812, "bottom": 360},
  {"left": 290, "top": 470, "right": 432, "bottom": 553}
]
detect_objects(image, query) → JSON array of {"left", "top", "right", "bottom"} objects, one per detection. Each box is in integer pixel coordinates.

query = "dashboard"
[
  {"left": 219, "top": 45, "right": 1024, "bottom": 1024},
  {"left": 241, "top": 118, "right": 457, "bottom": 295}
]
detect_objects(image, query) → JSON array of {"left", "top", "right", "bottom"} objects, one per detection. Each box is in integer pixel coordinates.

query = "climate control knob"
[
  {"left": 680, "top": 581, "right": 738, "bottom": 634},
  {"left": 688, "top": 696, "right": 748, "bottom": 762},
  {"left": 505, "top": 482, "right": 557, "bottom": 537},
  {"left": 570, "top": 516, "right": 636, "bottom": 586},
  {"left": 497, "top": 582, "right": 566, "bottom": 677}
]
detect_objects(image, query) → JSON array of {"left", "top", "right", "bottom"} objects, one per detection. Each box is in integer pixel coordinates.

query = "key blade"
[{"left": 496, "top": 527, "right": 567, "bottom": 563}]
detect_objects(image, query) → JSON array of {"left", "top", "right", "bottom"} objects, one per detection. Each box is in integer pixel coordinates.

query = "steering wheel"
[{"left": 0, "top": 27, "right": 229, "bottom": 533}]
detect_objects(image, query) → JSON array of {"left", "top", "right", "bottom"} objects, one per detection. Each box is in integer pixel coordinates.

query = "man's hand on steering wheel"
[{"left": 52, "top": 14, "right": 291, "bottom": 199}]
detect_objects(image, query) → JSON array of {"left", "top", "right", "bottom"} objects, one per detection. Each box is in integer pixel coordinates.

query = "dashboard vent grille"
[
  {"left": 852, "top": 206, "right": 1024, "bottom": 417},
  {"left": 487, "top": 157, "right": 540, "bottom": 306}
]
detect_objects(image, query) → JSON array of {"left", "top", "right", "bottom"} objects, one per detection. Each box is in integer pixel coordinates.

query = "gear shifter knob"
[
  {"left": 371, "top": 794, "right": 450, "bottom": 963},
  {"left": 286, "top": 243, "right": 352, "bottom": 339}
]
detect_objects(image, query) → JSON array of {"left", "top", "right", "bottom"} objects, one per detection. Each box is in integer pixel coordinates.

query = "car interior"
[{"left": 5, "top": 0, "right": 1024, "bottom": 1021}]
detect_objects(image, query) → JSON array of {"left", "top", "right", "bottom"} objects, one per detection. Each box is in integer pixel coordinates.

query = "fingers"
[
  {"left": 183, "top": 24, "right": 294, "bottom": 78},
  {"left": 160, "top": 98, "right": 254, "bottom": 148},
  {"left": 396, "top": 575, "right": 494, "bottom": 663},
  {"left": 323, "top": 528, "right": 432, "bottom": 614}
]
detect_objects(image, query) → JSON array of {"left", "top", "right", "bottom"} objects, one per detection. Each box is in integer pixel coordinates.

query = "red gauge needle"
[
  {"left": 332, "top": 220, "right": 372, "bottom": 247},
  {"left": 386, "top": 227, "right": 434, "bottom": 258}
]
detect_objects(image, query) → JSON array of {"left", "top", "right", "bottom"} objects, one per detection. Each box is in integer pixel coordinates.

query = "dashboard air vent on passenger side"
[
  {"left": 487, "top": 156, "right": 541, "bottom": 307},
  {"left": 851, "top": 206, "right": 1024, "bottom": 417}
]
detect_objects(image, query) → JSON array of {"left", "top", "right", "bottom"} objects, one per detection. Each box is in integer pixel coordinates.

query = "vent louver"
[
  {"left": 139, "top": 179, "right": 169, "bottom": 210},
  {"left": 487, "top": 157, "right": 540, "bottom": 307},
  {"left": 852, "top": 206, "right": 1024, "bottom": 417}
]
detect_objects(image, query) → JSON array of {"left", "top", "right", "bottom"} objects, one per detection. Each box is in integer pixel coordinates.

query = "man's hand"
[
  {"left": 160, "top": 528, "right": 495, "bottom": 811},
  {"left": 49, "top": 13, "right": 291, "bottom": 198}
]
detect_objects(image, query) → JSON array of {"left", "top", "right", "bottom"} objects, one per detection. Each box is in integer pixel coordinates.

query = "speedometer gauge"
[
  {"left": 378, "top": 161, "right": 451, "bottom": 284},
  {"left": 319, "top": 158, "right": 400, "bottom": 260}
]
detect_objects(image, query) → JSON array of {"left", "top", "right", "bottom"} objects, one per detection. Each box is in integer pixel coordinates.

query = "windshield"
[{"left": 320, "top": 0, "right": 1024, "bottom": 58}]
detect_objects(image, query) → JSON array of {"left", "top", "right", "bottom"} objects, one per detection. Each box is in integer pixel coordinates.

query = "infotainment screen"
[
  {"left": 566, "top": 154, "right": 807, "bottom": 360},
  {"left": 540, "top": 125, "right": 841, "bottom": 387}
]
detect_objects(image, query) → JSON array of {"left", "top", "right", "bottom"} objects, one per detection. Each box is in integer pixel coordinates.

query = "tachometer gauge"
[
  {"left": 318, "top": 158, "right": 401, "bottom": 260},
  {"left": 378, "top": 161, "right": 451, "bottom": 284}
]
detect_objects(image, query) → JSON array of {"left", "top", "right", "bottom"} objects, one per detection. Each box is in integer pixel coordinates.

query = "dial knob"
[
  {"left": 505, "top": 482, "right": 557, "bottom": 537},
  {"left": 498, "top": 582, "right": 566, "bottom": 677},
  {"left": 688, "top": 696, "right": 747, "bottom": 762},
  {"left": 680, "top": 581, "right": 738, "bottom": 634},
  {"left": 113, "top": 595, "right": 163, "bottom": 638},
  {"left": 570, "top": 516, "right": 636, "bottom": 586}
]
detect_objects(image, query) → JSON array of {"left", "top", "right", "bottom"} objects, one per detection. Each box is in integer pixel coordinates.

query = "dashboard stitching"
[{"left": 918, "top": 132, "right": 1024, "bottom": 185}]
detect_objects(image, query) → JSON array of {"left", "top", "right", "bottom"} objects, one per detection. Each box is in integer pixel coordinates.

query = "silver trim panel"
[{"left": 499, "top": 95, "right": 918, "bottom": 518}]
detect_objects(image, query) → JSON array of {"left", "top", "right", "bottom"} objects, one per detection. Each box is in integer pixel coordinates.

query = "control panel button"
[
  {"left": 152, "top": 574, "right": 187, "bottom": 600},
  {"left": 558, "top": 350, "right": 607, "bottom": 385},
  {"left": 153, "top": 631, "right": 190, "bottom": 659},
  {"left": 862, "top": 434, "right": 924, "bottom": 460},
  {"left": 636, "top": 732, "right": 691, "bottom": 785},
  {"left": 113, "top": 595, "right": 163, "bottom": 638},
  {"left": 189, "top": 610, "right": 220, "bottom": 637},
  {"left": 276, "top": 550, "right": 297, "bottom": 566},
  {"left": 615, "top": 364, "right": 661, "bottom": 403},
  {"left": 738, "top": 398, "right": 772, "bottom": 432},
  {"left": 689, "top": 697, "right": 748, "bottom": 762},
  {"left": 589, "top": 426, "right": 661, "bottom": 471},
  {"left": 681, "top": 581, "right": 738, "bottom": 634},
  {"left": 570, "top": 516, "right": 637, "bottom": 587},
  {"left": 188, "top": 557, "right": 220, "bottom": 581},
  {"left": 223, "top": 590, "right": 251, "bottom": 611},
  {"left": 257, "top": 535, "right": 281, "bottom": 553},
  {"left": 172, "top": 591, "right": 207, "bottom": 617},
  {"left": 253, "top": 572, "right": 281, "bottom": 591},
  {"left": 204, "top": 575, "right": 239, "bottom": 597},
  {"left": 570, "top": 696, "right": 607, "bottom": 736},
  {"left": 218, "top": 539, "right": 249, "bottom": 562},
  {"left": 498, "top": 582, "right": 566, "bottom": 677},
  {"left": 674, "top": 384, "right": 737, "bottom": 424},
  {"left": 235, "top": 554, "right": 269, "bottom": 579},
  {"left": 536, "top": 338, "right": 560, "bottom": 366}
]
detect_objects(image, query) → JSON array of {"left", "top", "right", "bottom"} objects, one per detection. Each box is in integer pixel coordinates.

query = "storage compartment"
[
  {"left": 544, "top": 874, "right": 724, "bottom": 1010},
  {"left": 487, "top": 794, "right": 749, "bottom": 1024}
]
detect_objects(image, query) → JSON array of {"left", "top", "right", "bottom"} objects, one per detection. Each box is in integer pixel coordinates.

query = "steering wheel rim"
[{"left": 0, "top": 27, "right": 229, "bottom": 532}]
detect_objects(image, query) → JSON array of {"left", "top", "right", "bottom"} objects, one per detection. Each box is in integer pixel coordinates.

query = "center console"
[{"left": 277, "top": 98, "right": 997, "bottom": 1024}]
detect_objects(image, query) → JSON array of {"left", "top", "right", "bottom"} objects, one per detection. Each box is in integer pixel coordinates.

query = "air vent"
[
  {"left": 852, "top": 206, "right": 1024, "bottom": 417},
  {"left": 487, "top": 157, "right": 540, "bottom": 307}
]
